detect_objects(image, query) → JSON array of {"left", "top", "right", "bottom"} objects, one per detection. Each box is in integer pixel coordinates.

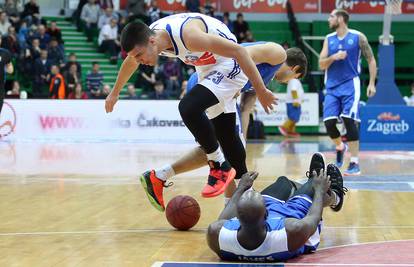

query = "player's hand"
[
  {"left": 333, "top": 50, "right": 347, "bottom": 61},
  {"left": 367, "top": 83, "right": 376, "bottom": 98},
  {"left": 257, "top": 88, "right": 278, "bottom": 114},
  {"left": 312, "top": 170, "right": 331, "bottom": 194},
  {"left": 292, "top": 100, "right": 301, "bottom": 108},
  {"left": 105, "top": 92, "right": 119, "bottom": 113},
  {"left": 238, "top": 171, "right": 259, "bottom": 191}
]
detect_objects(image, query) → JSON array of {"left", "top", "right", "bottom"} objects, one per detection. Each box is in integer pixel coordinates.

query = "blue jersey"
[
  {"left": 186, "top": 42, "right": 282, "bottom": 93},
  {"left": 218, "top": 194, "right": 322, "bottom": 262},
  {"left": 325, "top": 30, "right": 361, "bottom": 89}
]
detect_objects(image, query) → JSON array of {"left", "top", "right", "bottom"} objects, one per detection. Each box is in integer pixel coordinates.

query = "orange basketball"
[{"left": 165, "top": 195, "right": 201, "bottom": 230}]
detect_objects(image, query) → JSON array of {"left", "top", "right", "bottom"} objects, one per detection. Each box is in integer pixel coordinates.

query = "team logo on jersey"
[
  {"left": 184, "top": 52, "right": 216, "bottom": 66},
  {"left": 348, "top": 39, "right": 354, "bottom": 45}
]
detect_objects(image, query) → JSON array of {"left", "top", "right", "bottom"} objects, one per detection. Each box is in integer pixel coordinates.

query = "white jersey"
[
  {"left": 286, "top": 78, "right": 304, "bottom": 104},
  {"left": 150, "top": 13, "right": 249, "bottom": 119}
]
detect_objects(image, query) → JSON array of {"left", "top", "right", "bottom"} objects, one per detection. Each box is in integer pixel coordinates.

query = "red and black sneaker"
[
  {"left": 139, "top": 170, "right": 172, "bottom": 212},
  {"left": 201, "top": 160, "right": 236, "bottom": 198}
]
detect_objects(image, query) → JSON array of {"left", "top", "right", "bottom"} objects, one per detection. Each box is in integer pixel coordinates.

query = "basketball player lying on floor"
[
  {"left": 140, "top": 42, "right": 307, "bottom": 212},
  {"left": 206, "top": 153, "right": 348, "bottom": 262}
]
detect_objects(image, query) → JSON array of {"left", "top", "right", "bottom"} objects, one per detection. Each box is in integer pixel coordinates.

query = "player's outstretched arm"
[
  {"left": 245, "top": 42, "right": 287, "bottom": 66},
  {"left": 105, "top": 56, "right": 139, "bottom": 113},
  {"left": 359, "top": 33, "right": 377, "bottom": 97},
  {"left": 182, "top": 20, "right": 277, "bottom": 113},
  {"left": 284, "top": 170, "right": 330, "bottom": 252}
]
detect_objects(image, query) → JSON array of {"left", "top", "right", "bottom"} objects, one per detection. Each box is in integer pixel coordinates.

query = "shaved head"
[{"left": 237, "top": 190, "right": 266, "bottom": 226}]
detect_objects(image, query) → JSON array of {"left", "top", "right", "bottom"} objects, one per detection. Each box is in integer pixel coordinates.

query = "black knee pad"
[
  {"left": 342, "top": 117, "right": 359, "bottom": 141},
  {"left": 324, "top": 119, "right": 341, "bottom": 139}
]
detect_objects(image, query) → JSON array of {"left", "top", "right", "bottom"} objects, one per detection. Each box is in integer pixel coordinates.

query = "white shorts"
[{"left": 198, "top": 59, "right": 248, "bottom": 119}]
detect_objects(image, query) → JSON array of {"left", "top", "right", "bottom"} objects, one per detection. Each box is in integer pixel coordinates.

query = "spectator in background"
[
  {"left": 98, "top": 18, "right": 119, "bottom": 64},
  {"left": 233, "top": 13, "right": 250, "bottom": 43},
  {"left": 149, "top": 80, "right": 168, "bottom": 100},
  {"left": 68, "top": 82, "right": 88, "bottom": 99},
  {"left": 98, "top": 7, "right": 118, "bottom": 29},
  {"left": 32, "top": 49, "right": 51, "bottom": 97},
  {"left": 18, "top": 21, "right": 29, "bottom": 50},
  {"left": 3, "top": 0, "right": 21, "bottom": 26},
  {"left": 49, "top": 65, "right": 66, "bottom": 99},
  {"left": 64, "top": 63, "right": 81, "bottom": 96},
  {"left": 33, "top": 24, "right": 50, "bottom": 49},
  {"left": 73, "top": 0, "right": 88, "bottom": 31},
  {"left": 101, "top": 83, "right": 111, "bottom": 99},
  {"left": 201, "top": 0, "right": 215, "bottom": 17},
  {"left": 47, "top": 21, "right": 64, "bottom": 47},
  {"left": 97, "top": 0, "right": 114, "bottom": 10},
  {"left": 162, "top": 57, "right": 181, "bottom": 98},
  {"left": 22, "top": 0, "right": 40, "bottom": 26},
  {"left": 404, "top": 82, "right": 414, "bottom": 106},
  {"left": 244, "top": 30, "right": 255, "bottom": 42},
  {"left": 135, "top": 64, "right": 155, "bottom": 95},
  {"left": 2, "top": 26, "right": 20, "bottom": 57},
  {"left": 64, "top": 53, "right": 82, "bottom": 76},
  {"left": 125, "top": 84, "right": 139, "bottom": 99},
  {"left": 127, "top": 0, "right": 148, "bottom": 24},
  {"left": 148, "top": 0, "right": 162, "bottom": 24},
  {"left": 222, "top": 12, "right": 233, "bottom": 33},
  {"left": 81, "top": 0, "right": 100, "bottom": 42},
  {"left": 186, "top": 0, "right": 200, "bottom": 12},
  {"left": 282, "top": 41, "right": 290, "bottom": 50},
  {"left": 6, "top": 80, "right": 23, "bottom": 99},
  {"left": 29, "top": 38, "right": 41, "bottom": 61},
  {"left": 0, "top": 11, "right": 11, "bottom": 36},
  {"left": 48, "top": 38, "right": 65, "bottom": 68},
  {"left": 86, "top": 61, "right": 104, "bottom": 98}
]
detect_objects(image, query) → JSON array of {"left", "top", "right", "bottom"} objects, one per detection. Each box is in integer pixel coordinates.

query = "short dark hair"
[
  {"left": 335, "top": 9, "right": 349, "bottom": 24},
  {"left": 120, "top": 21, "right": 155, "bottom": 53},
  {"left": 236, "top": 12, "right": 243, "bottom": 18},
  {"left": 92, "top": 61, "right": 99, "bottom": 66},
  {"left": 286, "top": 47, "right": 308, "bottom": 79}
]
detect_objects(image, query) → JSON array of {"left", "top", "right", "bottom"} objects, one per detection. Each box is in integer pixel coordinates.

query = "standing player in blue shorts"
[
  {"left": 319, "top": 9, "right": 377, "bottom": 176},
  {"left": 279, "top": 78, "right": 304, "bottom": 138},
  {"left": 206, "top": 152, "right": 347, "bottom": 262}
]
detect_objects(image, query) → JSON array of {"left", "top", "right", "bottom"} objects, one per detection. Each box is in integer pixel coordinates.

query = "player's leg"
[
  {"left": 261, "top": 176, "right": 296, "bottom": 201},
  {"left": 178, "top": 84, "right": 236, "bottom": 198},
  {"left": 340, "top": 77, "right": 361, "bottom": 175},
  {"left": 240, "top": 90, "right": 256, "bottom": 141},
  {"left": 323, "top": 91, "right": 347, "bottom": 167}
]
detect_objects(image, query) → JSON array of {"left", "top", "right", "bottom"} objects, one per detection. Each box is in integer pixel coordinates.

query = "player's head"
[
  {"left": 120, "top": 21, "right": 158, "bottom": 66},
  {"left": 275, "top": 47, "right": 307, "bottom": 83},
  {"left": 237, "top": 190, "right": 266, "bottom": 227},
  {"left": 329, "top": 9, "right": 349, "bottom": 30}
]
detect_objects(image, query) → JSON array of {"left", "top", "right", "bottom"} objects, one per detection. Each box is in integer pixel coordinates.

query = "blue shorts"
[
  {"left": 323, "top": 77, "right": 361, "bottom": 122},
  {"left": 287, "top": 103, "right": 301, "bottom": 123},
  {"left": 263, "top": 194, "right": 312, "bottom": 220}
]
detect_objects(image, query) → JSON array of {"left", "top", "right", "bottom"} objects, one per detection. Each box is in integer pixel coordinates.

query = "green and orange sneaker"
[{"left": 140, "top": 170, "right": 172, "bottom": 212}]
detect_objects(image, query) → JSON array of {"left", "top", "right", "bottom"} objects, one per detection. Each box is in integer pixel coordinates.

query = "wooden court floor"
[{"left": 0, "top": 137, "right": 413, "bottom": 266}]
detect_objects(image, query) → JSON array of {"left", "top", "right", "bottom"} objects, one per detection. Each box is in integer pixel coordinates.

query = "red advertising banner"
[
  {"left": 321, "top": 0, "right": 414, "bottom": 14},
  {"left": 153, "top": 0, "right": 217, "bottom": 12},
  {"left": 219, "top": 0, "right": 319, "bottom": 13}
]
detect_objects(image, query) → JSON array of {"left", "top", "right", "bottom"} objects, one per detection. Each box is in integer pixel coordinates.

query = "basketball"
[{"left": 165, "top": 195, "right": 201, "bottom": 231}]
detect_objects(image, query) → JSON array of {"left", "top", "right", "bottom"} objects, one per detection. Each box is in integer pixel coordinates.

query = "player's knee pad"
[
  {"left": 324, "top": 119, "right": 341, "bottom": 139},
  {"left": 342, "top": 117, "right": 359, "bottom": 141}
]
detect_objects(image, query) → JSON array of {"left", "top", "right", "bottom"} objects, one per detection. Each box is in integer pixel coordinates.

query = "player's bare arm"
[
  {"left": 245, "top": 42, "right": 287, "bottom": 65},
  {"left": 182, "top": 19, "right": 277, "bottom": 113},
  {"left": 284, "top": 170, "right": 329, "bottom": 251},
  {"left": 319, "top": 38, "right": 347, "bottom": 70},
  {"left": 105, "top": 55, "right": 139, "bottom": 113},
  {"left": 359, "top": 33, "right": 377, "bottom": 97}
]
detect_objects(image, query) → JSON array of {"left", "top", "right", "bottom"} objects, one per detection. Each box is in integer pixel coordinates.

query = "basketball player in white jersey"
[
  {"left": 319, "top": 9, "right": 377, "bottom": 176},
  {"left": 105, "top": 13, "right": 278, "bottom": 202},
  {"left": 207, "top": 153, "right": 347, "bottom": 262}
]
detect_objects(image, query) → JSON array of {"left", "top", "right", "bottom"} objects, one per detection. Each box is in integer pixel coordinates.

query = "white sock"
[
  {"left": 207, "top": 147, "right": 225, "bottom": 165},
  {"left": 332, "top": 191, "right": 341, "bottom": 207},
  {"left": 335, "top": 142, "right": 344, "bottom": 151},
  {"left": 350, "top": 157, "right": 359, "bottom": 164},
  {"left": 155, "top": 164, "right": 175, "bottom": 181}
]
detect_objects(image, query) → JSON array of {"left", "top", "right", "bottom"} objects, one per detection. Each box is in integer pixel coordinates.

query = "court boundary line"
[{"left": 0, "top": 227, "right": 414, "bottom": 237}]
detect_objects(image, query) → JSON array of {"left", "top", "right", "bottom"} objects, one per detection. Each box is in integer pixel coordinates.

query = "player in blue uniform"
[
  {"left": 206, "top": 152, "right": 348, "bottom": 262},
  {"left": 319, "top": 9, "right": 377, "bottom": 176},
  {"left": 139, "top": 42, "right": 307, "bottom": 211}
]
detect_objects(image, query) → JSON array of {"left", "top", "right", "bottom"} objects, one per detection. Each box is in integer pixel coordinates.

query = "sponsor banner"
[
  {"left": 0, "top": 100, "right": 194, "bottom": 141},
  {"left": 322, "top": 0, "right": 414, "bottom": 14},
  {"left": 221, "top": 0, "right": 318, "bottom": 13},
  {"left": 255, "top": 93, "right": 319, "bottom": 126},
  {"left": 360, "top": 105, "right": 414, "bottom": 143}
]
